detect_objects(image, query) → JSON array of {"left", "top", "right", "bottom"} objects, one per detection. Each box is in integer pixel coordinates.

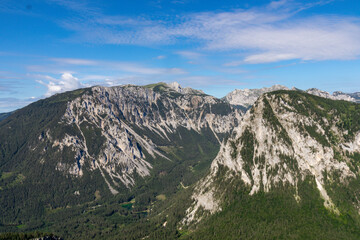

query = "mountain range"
[
  {"left": 1, "top": 82, "right": 360, "bottom": 239},
  {"left": 224, "top": 85, "right": 360, "bottom": 108}
]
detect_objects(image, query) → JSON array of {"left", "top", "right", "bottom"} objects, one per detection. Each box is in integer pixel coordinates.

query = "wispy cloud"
[
  {"left": 156, "top": 55, "right": 166, "bottom": 59},
  {"left": 0, "top": 71, "right": 30, "bottom": 94},
  {"left": 50, "top": 58, "right": 98, "bottom": 65},
  {"left": 177, "top": 75, "right": 245, "bottom": 88},
  {"left": 176, "top": 51, "right": 204, "bottom": 59},
  {"left": 0, "top": 97, "right": 37, "bottom": 112},
  {"left": 50, "top": 0, "right": 360, "bottom": 64},
  {"left": 268, "top": 0, "right": 289, "bottom": 10},
  {"left": 45, "top": 58, "right": 187, "bottom": 75}
]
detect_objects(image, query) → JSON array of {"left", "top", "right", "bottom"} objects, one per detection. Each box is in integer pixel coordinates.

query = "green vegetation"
[
  {"left": 262, "top": 97, "right": 292, "bottom": 145},
  {"left": 186, "top": 177, "right": 360, "bottom": 240},
  {"left": 270, "top": 90, "right": 360, "bottom": 142},
  {"left": 239, "top": 128, "right": 255, "bottom": 164},
  {"left": 210, "top": 102, "right": 233, "bottom": 116},
  {"left": 80, "top": 122, "right": 106, "bottom": 157},
  {"left": 143, "top": 82, "right": 169, "bottom": 90},
  {"left": 0, "top": 172, "right": 14, "bottom": 180},
  {"left": 304, "top": 124, "right": 330, "bottom": 147},
  {"left": 0, "top": 232, "right": 61, "bottom": 240}
]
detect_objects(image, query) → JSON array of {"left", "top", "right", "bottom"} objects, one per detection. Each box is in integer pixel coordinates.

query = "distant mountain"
[
  {"left": 0, "top": 112, "right": 12, "bottom": 122},
  {"left": 348, "top": 92, "right": 360, "bottom": 101},
  {"left": 306, "top": 88, "right": 359, "bottom": 102},
  {"left": 224, "top": 85, "right": 289, "bottom": 108},
  {"left": 334, "top": 91, "right": 360, "bottom": 103},
  {"left": 225, "top": 85, "right": 360, "bottom": 110}
]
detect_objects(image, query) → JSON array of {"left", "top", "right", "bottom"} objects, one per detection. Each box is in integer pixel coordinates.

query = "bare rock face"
[
  {"left": 184, "top": 90, "right": 360, "bottom": 224},
  {"left": 306, "top": 88, "right": 357, "bottom": 102},
  {"left": 167, "top": 81, "right": 205, "bottom": 95},
  {"left": 46, "top": 83, "right": 240, "bottom": 192},
  {"left": 224, "top": 85, "right": 289, "bottom": 108}
]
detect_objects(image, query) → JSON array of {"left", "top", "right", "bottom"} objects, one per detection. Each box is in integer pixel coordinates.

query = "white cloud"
[
  {"left": 244, "top": 53, "right": 298, "bottom": 64},
  {"left": 44, "top": 58, "right": 186, "bottom": 75},
  {"left": 37, "top": 72, "right": 83, "bottom": 97},
  {"left": 177, "top": 76, "right": 245, "bottom": 87},
  {"left": 268, "top": 0, "right": 289, "bottom": 10},
  {"left": 0, "top": 97, "right": 38, "bottom": 112},
  {"left": 53, "top": 0, "right": 360, "bottom": 64},
  {"left": 27, "top": 65, "right": 76, "bottom": 74},
  {"left": 176, "top": 51, "right": 204, "bottom": 59},
  {"left": 207, "top": 17, "right": 360, "bottom": 63},
  {"left": 167, "top": 68, "right": 187, "bottom": 74}
]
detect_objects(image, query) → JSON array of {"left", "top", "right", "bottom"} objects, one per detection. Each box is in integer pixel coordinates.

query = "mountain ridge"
[
  {"left": 224, "top": 85, "right": 360, "bottom": 108},
  {"left": 1, "top": 83, "right": 360, "bottom": 239}
]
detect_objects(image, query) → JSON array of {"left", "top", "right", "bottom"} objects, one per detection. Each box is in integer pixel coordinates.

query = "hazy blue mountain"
[{"left": 0, "top": 112, "right": 12, "bottom": 122}]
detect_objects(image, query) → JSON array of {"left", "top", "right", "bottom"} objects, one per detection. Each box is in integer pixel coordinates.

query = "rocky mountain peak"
[
  {"left": 167, "top": 81, "right": 182, "bottom": 92},
  {"left": 141, "top": 82, "right": 205, "bottom": 96},
  {"left": 184, "top": 90, "right": 360, "bottom": 224},
  {"left": 167, "top": 81, "right": 205, "bottom": 95}
]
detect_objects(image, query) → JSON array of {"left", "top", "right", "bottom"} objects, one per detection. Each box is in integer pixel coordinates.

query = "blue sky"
[{"left": 1, "top": 0, "right": 360, "bottom": 112}]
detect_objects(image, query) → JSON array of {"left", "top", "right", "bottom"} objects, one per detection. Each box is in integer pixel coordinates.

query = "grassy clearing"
[
  {"left": 156, "top": 194, "right": 167, "bottom": 201},
  {"left": 0, "top": 172, "right": 14, "bottom": 180}
]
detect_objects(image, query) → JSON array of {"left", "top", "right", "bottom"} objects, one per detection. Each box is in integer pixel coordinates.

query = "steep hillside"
[
  {"left": 0, "top": 112, "right": 12, "bottom": 122},
  {"left": 182, "top": 90, "right": 360, "bottom": 239},
  {"left": 0, "top": 83, "right": 239, "bottom": 236}
]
